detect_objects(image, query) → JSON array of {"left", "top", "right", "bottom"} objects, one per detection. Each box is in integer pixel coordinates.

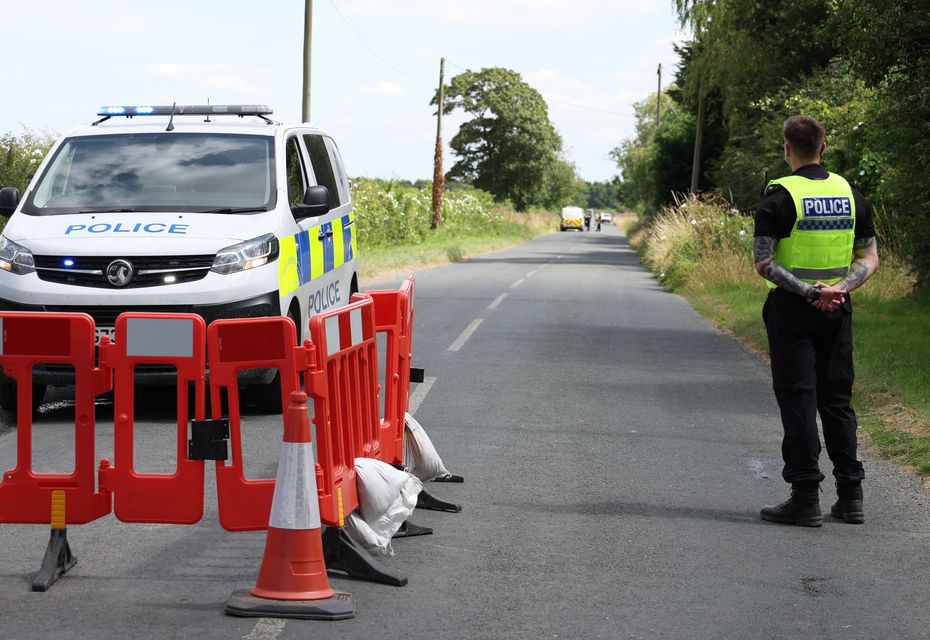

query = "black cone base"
[{"left": 225, "top": 589, "right": 354, "bottom": 620}]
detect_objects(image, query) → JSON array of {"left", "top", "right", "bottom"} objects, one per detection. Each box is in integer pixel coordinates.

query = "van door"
[{"left": 302, "top": 133, "right": 355, "bottom": 312}]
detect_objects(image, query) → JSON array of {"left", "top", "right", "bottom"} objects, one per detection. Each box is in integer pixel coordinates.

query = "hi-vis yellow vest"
[{"left": 765, "top": 172, "right": 856, "bottom": 289}]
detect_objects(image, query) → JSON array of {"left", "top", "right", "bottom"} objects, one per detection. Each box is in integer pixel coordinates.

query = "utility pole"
[
  {"left": 690, "top": 81, "right": 706, "bottom": 194},
  {"left": 431, "top": 57, "right": 446, "bottom": 230},
  {"left": 656, "top": 63, "right": 662, "bottom": 131},
  {"left": 302, "top": 0, "right": 313, "bottom": 122}
]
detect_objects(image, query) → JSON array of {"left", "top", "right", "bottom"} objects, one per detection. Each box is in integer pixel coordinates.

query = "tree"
[
  {"left": 539, "top": 158, "right": 584, "bottom": 210},
  {"left": 610, "top": 89, "right": 695, "bottom": 214},
  {"left": 432, "top": 67, "right": 563, "bottom": 211}
]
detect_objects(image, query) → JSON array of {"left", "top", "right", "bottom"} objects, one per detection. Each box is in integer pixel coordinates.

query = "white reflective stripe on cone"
[
  {"left": 325, "top": 316, "right": 341, "bottom": 357},
  {"left": 350, "top": 308, "right": 363, "bottom": 346},
  {"left": 269, "top": 442, "right": 321, "bottom": 530}
]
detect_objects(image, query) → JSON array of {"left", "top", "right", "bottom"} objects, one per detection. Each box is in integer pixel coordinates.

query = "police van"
[
  {"left": 559, "top": 206, "right": 584, "bottom": 232},
  {"left": 0, "top": 104, "right": 359, "bottom": 412}
]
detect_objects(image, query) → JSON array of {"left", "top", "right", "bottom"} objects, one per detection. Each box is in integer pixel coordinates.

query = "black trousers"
[{"left": 762, "top": 289, "right": 865, "bottom": 484}]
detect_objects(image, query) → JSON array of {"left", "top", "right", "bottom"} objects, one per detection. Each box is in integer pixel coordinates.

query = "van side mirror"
[
  {"left": 292, "top": 185, "right": 330, "bottom": 219},
  {"left": 0, "top": 188, "right": 20, "bottom": 216}
]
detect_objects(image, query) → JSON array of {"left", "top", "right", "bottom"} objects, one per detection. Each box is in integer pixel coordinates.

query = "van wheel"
[{"left": 0, "top": 381, "right": 47, "bottom": 413}]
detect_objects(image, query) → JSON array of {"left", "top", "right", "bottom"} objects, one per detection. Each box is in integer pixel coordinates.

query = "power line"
[
  {"left": 544, "top": 97, "right": 634, "bottom": 117},
  {"left": 326, "top": 0, "right": 426, "bottom": 80},
  {"left": 444, "top": 58, "right": 632, "bottom": 118}
]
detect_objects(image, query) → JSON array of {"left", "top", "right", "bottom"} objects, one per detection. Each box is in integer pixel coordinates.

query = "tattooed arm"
[
  {"left": 753, "top": 236, "right": 814, "bottom": 298},
  {"left": 836, "top": 237, "right": 880, "bottom": 293}
]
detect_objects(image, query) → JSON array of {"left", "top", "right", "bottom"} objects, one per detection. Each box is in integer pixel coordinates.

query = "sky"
[{"left": 2, "top": 0, "right": 686, "bottom": 183}]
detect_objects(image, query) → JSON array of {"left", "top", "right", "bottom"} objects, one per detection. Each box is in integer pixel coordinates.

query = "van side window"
[
  {"left": 324, "top": 136, "right": 350, "bottom": 206},
  {"left": 303, "top": 134, "right": 340, "bottom": 210},
  {"left": 285, "top": 137, "right": 306, "bottom": 208}
]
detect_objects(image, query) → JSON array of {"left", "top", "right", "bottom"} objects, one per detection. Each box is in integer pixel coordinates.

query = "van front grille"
[{"left": 34, "top": 255, "right": 214, "bottom": 289}]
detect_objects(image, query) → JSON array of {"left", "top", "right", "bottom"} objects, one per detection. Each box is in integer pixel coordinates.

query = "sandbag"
[
  {"left": 403, "top": 412, "right": 453, "bottom": 482},
  {"left": 347, "top": 457, "right": 422, "bottom": 556}
]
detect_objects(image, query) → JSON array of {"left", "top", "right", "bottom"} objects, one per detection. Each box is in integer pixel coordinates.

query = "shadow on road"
[{"left": 516, "top": 500, "right": 761, "bottom": 526}]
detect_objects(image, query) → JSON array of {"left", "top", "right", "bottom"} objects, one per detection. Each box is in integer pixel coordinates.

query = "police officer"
[{"left": 753, "top": 115, "right": 880, "bottom": 527}]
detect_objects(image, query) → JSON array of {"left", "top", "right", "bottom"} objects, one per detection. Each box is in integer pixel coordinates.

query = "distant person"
[
  {"left": 595, "top": 212, "right": 602, "bottom": 232},
  {"left": 584, "top": 210, "right": 592, "bottom": 231},
  {"left": 754, "top": 115, "right": 879, "bottom": 527}
]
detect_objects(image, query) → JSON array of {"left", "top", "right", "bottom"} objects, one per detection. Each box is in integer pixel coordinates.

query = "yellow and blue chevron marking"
[{"left": 278, "top": 212, "right": 357, "bottom": 298}]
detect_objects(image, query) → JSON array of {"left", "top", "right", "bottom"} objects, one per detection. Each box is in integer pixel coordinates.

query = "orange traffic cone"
[{"left": 226, "top": 391, "right": 354, "bottom": 620}]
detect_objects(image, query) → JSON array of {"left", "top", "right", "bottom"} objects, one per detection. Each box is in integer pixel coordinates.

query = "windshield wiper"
[
  {"left": 199, "top": 207, "right": 268, "bottom": 214},
  {"left": 78, "top": 208, "right": 138, "bottom": 213}
]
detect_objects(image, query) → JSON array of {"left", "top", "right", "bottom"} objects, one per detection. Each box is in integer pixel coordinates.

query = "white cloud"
[
  {"left": 526, "top": 69, "right": 594, "bottom": 95},
  {"left": 356, "top": 81, "right": 407, "bottom": 98},
  {"left": 0, "top": 68, "right": 28, "bottom": 81},
  {"left": 142, "top": 63, "right": 273, "bottom": 98}
]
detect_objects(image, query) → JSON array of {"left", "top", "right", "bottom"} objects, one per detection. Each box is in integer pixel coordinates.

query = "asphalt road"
[{"left": 2, "top": 225, "right": 930, "bottom": 639}]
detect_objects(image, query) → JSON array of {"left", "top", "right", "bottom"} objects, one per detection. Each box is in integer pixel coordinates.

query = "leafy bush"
[
  {"left": 0, "top": 129, "right": 57, "bottom": 193},
  {"left": 351, "top": 178, "right": 510, "bottom": 248}
]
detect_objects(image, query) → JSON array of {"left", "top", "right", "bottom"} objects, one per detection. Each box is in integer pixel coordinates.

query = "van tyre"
[{"left": 0, "top": 381, "right": 47, "bottom": 413}]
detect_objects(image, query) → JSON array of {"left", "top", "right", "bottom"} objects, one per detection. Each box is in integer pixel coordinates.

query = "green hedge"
[{"left": 351, "top": 178, "right": 509, "bottom": 248}]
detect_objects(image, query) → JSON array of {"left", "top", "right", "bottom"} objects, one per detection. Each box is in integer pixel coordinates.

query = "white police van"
[{"left": 0, "top": 104, "right": 359, "bottom": 412}]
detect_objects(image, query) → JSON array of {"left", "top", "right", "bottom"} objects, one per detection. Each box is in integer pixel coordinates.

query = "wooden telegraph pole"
[
  {"left": 690, "top": 81, "right": 706, "bottom": 194},
  {"left": 302, "top": 0, "right": 313, "bottom": 122},
  {"left": 656, "top": 63, "right": 662, "bottom": 131},
  {"left": 431, "top": 57, "right": 446, "bottom": 230}
]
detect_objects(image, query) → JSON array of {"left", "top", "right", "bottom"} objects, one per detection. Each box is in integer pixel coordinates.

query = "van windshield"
[{"left": 24, "top": 133, "right": 275, "bottom": 215}]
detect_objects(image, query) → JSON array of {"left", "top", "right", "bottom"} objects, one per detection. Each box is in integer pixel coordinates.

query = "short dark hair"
[{"left": 783, "top": 116, "right": 825, "bottom": 160}]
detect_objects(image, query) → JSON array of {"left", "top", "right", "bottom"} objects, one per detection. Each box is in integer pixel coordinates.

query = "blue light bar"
[{"left": 96, "top": 104, "right": 273, "bottom": 117}]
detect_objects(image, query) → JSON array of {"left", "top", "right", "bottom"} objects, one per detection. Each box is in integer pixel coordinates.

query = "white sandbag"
[
  {"left": 403, "top": 412, "right": 453, "bottom": 482},
  {"left": 348, "top": 457, "right": 422, "bottom": 556},
  {"left": 344, "top": 511, "right": 393, "bottom": 556}
]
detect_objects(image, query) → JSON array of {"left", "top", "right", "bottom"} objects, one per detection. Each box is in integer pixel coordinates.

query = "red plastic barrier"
[
  {"left": 0, "top": 312, "right": 111, "bottom": 524},
  {"left": 363, "top": 276, "right": 415, "bottom": 465},
  {"left": 208, "top": 317, "right": 300, "bottom": 531},
  {"left": 304, "top": 296, "right": 379, "bottom": 527},
  {"left": 99, "top": 313, "right": 207, "bottom": 524}
]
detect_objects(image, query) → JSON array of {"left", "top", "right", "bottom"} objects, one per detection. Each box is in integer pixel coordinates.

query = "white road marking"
[
  {"left": 408, "top": 376, "right": 438, "bottom": 414},
  {"left": 509, "top": 278, "right": 525, "bottom": 289},
  {"left": 526, "top": 269, "right": 539, "bottom": 277},
  {"left": 488, "top": 293, "right": 507, "bottom": 310},
  {"left": 243, "top": 618, "right": 286, "bottom": 640},
  {"left": 447, "top": 319, "right": 483, "bottom": 352}
]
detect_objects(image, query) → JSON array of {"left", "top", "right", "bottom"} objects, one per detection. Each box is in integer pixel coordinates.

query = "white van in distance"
[{"left": 0, "top": 104, "right": 359, "bottom": 412}]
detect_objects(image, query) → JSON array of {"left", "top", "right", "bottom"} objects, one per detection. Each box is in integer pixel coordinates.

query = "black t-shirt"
[{"left": 754, "top": 164, "right": 876, "bottom": 239}]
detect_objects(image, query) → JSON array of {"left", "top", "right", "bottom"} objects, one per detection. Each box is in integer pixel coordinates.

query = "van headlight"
[
  {"left": 0, "top": 235, "right": 36, "bottom": 275},
  {"left": 211, "top": 233, "right": 279, "bottom": 275}
]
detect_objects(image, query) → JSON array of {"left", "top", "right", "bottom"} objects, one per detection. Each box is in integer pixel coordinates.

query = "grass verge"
[
  {"left": 624, "top": 201, "right": 930, "bottom": 483},
  {"left": 358, "top": 211, "right": 556, "bottom": 283}
]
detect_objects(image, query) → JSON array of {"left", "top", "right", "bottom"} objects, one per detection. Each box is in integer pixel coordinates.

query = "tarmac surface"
[{"left": 2, "top": 225, "right": 930, "bottom": 639}]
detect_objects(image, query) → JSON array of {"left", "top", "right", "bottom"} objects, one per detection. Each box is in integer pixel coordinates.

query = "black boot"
[
  {"left": 760, "top": 482, "right": 823, "bottom": 527},
  {"left": 830, "top": 481, "right": 864, "bottom": 524}
]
